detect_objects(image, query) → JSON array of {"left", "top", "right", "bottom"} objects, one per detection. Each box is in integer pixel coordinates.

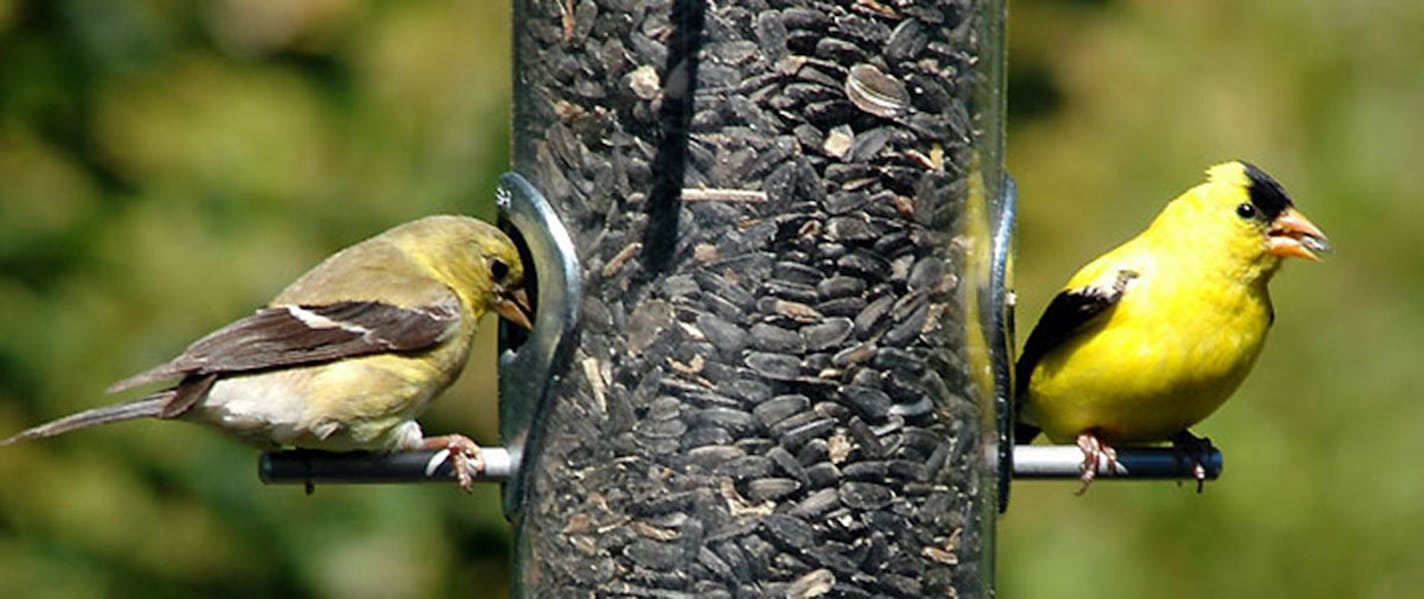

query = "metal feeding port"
[
  {"left": 494, "top": 172, "right": 583, "bottom": 518},
  {"left": 258, "top": 173, "right": 581, "bottom": 497}
]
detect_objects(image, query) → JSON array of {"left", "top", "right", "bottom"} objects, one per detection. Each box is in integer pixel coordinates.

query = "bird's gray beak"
[{"left": 495, "top": 287, "right": 533, "bottom": 330}]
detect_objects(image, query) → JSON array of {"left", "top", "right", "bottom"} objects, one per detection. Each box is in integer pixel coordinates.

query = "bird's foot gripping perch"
[
  {"left": 1171, "top": 431, "right": 1215, "bottom": 493},
  {"left": 1075, "top": 431, "right": 1124, "bottom": 494},
  {"left": 420, "top": 434, "right": 486, "bottom": 492}
]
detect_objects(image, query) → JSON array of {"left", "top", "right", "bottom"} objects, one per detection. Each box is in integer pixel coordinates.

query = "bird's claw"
[
  {"left": 421, "top": 434, "right": 485, "bottom": 493},
  {"left": 1171, "top": 431, "right": 1215, "bottom": 493},
  {"left": 1075, "top": 431, "right": 1123, "bottom": 495}
]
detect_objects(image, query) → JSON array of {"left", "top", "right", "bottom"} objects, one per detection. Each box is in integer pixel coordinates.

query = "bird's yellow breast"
[{"left": 1025, "top": 254, "right": 1273, "bottom": 444}]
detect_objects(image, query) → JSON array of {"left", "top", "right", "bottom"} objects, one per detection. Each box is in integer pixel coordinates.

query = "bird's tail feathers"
[{"left": 2, "top": 392, "right": 173, "bottom": 445}]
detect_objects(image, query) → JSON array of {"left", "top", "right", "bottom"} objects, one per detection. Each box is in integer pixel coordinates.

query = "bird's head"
[
  {"left": 473, "top": 228, "right": 534, "bottom": 331},
  {"left": 395, "top": 216, "right": 533, "bottom": 330},
  {"left": 1171, "top": 161, "right": 1331, "bottom": 275}
]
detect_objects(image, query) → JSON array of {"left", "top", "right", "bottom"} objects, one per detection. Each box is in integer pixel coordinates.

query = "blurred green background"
[
  {"left": 0, "top": 0, "right": 1420, "bottom": 597},
  {"left": 1002, "top": 1, "right": 1424, "bottom": 598},
  {"left": 0, "top": 2, "right": 515, "bottom": 597}
]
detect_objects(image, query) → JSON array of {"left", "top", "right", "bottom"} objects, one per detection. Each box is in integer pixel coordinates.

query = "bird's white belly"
[
  {"left": 189, "top": 369, "right": 423, "bottom": 451},
  {"left": 193, "top": 372, "right": 321, "bottom": 447}
]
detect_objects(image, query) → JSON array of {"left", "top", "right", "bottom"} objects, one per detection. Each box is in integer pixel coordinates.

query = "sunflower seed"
[{"left": 845, "top": 63, "right": 912, "bottom": 119}]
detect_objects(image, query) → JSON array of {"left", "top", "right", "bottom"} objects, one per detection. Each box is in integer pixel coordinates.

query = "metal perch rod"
[
  {"left": 260, "top": 448, "right": 515, "bottom": 486},
  {"left": 258, "top": 444, "right": 1219, "bottom": 485},
  {"left": 1012, "top": 445, "right": 1223, "bottom": 480}
]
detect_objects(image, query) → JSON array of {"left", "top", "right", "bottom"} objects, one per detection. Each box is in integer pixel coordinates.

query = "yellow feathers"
[{"left": 1016, "top": 161, "right": 1329, "bottom": 490}]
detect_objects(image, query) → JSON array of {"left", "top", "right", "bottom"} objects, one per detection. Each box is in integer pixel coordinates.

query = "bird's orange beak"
[
  {"left": 1268, "top": 207, "right": 1332, "bottom": 261},
  {"left": 495, "top": 288, "right": 533, "bottom": 330}
]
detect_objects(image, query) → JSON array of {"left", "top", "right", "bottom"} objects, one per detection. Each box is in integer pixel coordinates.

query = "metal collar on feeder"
[
  {"left": 989, "top": 174, "right": 1016, "bottom": 513},
  {"left": 258, "top": 173, "right": 583, "bottom": 507},
  {"left": 496, "top": 172, "right": 583, "bottom": 521}
]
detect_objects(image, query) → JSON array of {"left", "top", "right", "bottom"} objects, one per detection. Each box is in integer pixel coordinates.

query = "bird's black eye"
[
  {"left": 1235, "top": 203, "right": 1257, "bottom": 219},
  {"left": 489, "top": 258, "right": 510, "bottom": 281}
]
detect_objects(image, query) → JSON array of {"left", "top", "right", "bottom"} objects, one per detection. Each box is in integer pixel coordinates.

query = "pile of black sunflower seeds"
[{"left": 513, "top": 0, "right": 991, "bottom": 595}]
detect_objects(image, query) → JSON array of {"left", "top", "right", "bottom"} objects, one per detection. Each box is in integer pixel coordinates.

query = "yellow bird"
[
  {"left": 1015, "top": 161, "right": 1330, "bottom": 491},
  {"left": 3, "top": 215, "right": 532, "bottom": 491}
]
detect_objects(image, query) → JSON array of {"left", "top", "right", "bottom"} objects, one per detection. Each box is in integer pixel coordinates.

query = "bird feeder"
[
  {"left": 258, "top": 1, "right": 1222, "bottom": 596},
  {"left": 504, "top": 0, "right": 1008, "bottom": 595}
]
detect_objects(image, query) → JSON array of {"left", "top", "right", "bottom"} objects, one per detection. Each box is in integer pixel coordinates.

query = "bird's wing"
[
  {"left": 108, "top": 294, "right": 464, "bottom": 397},
  {"left": 1013, "top": 269, "right": 1138, "bottom": 443},
  {"left": 1015, "top": 269, "right": 1139, "bottom": 398}
]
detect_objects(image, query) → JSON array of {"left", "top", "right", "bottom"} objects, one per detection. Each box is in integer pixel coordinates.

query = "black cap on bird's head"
[{"left": 1241, "top": 161, "right": 1293, "bottom": 221}]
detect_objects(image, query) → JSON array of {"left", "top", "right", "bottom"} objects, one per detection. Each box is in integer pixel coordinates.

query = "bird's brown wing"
[
  {"left": 109, "top": 295, "right": 463, "bottom": 417},
  {"left": 1014, "top": 269, "right": 1137, "bottom": 442}
]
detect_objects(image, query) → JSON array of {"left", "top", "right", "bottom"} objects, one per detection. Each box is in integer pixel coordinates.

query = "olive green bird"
[
  {"left": 3, "top": 215, "right": 532, "bottom": 491},
  {"left": 1015, "top": 162, "right": 1330, "bottom": 492}
]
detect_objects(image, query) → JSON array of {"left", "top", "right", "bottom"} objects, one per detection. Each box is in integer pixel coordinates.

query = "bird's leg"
[
  {"left": 420, "top": 434, "right": 485, "bottom": 493},
  {"left": 1171, "top": 431, "right": 1215, "bottom": 493},
  {"left": 1075, "top": 431, "right": 1122, "bottom": 495}
]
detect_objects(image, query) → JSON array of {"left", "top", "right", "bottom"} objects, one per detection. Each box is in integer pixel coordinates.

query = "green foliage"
[
  {"left": 0, "top": 2, "right": 512, "bottom": 597},
  {"left": 1004, "top": 1, "right": 1424, "bottom": 598}
]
